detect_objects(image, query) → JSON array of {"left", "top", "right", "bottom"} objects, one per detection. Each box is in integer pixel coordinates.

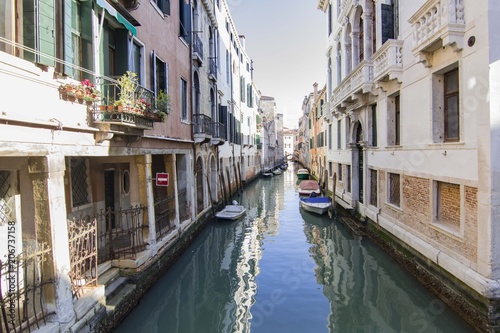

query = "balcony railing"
[
  {"left": 193, "top": 113, "right": 212, "bottom": 143},
  {"left": 209, "top": 58, "right": 217, "bottom": 80},
  {"left": 409, "top": 0, "right": 465, "bottom": 67},
  {"left": 373, "top": 39, "right": 404, "bottom": 83},
  {"left": 89, "top": 76, "right": 163, "bottom": 131},
  {"left": 211, "top": 122, "right": 226, "bottom": 146},
  {"left": 193, "top": 35, "right": 204, "bottom": 63},
  {"left": 332, "top": 60, "right": 373, "bottom": 109}
]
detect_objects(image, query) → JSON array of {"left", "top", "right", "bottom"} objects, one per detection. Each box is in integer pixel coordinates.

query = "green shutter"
[
  {"left": 23, "top": 0, "right": 55, "bottom": 66},
  {"left": 63, "top": 0, "right": 73, "bottom": 75}
]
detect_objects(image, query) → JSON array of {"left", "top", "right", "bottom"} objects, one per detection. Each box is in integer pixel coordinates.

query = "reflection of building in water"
[{"left": 303, "top": 218, "right": 453, "bottom": 332}]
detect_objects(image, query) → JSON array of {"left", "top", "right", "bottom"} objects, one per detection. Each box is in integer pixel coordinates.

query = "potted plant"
[
  {"left": 155, "top": 90, "right": 171, "bottom": 114},
  {"left": 114, "top": 71, "right": 138, "bottom": 111},
  {"left": 157, "top": 111, "right": 167, "bottom": 123}
]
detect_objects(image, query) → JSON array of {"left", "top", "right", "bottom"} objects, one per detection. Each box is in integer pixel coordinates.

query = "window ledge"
[
  {"left": 430, "top": 222, "right": 463, "bottom": 241},
  {"left": 149, "top": 1, "right": 166, "bottom": 18},
  {"left": 385, "top": 145, "right": 403, "bottom": 149},
  {"left": 385, "top": 202, "right": 402, "bottom": 212},
  {"left": 427, "top": 142, "right": 465, "bottom": 148}
]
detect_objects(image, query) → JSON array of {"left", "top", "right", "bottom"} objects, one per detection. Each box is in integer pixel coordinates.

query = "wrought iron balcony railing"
[
  {"left": 209, "top": 58, "right": 217, "bottom": 80},
  {"left": 193, "top": 35, "right": 204, "bottom": 63},
  {"left": 193, "top": 113, "right": 212, "bottom": 135}
]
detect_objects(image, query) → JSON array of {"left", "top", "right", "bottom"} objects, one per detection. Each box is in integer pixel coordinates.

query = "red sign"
[{"left": 156, "top": 172, "right": 169, "bottom": 186}]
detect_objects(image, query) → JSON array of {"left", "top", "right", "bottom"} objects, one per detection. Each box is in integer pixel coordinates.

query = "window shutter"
[
  {"left": 115, "top": 29, "right": 130, "bottom": 76},
  {"left": 62, "top": 0, "right": 73, "bottom": 75},
  {"left": 180, "top": 1, "right": 192, "bottom": 44},
  {"left": 81, "top": 1, "right": 93, "bottom": 78},
  {"left": 381, "top": 4, "right": 394, "bottom": 44},
  {"left": 24, "top": 0, "right": 55, "bottom": 66},
  {"left": 151, "top": 50, "right": 157, "bottom": 94}
]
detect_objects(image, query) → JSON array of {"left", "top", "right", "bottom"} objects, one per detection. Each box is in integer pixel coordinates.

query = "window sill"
[
  {"left": 430, "top": 222, "right": 463, "bottom": 241},
  {"left": 385, "top": 145, "right": 403, "bottom": 149},
  {"left": 385, "top": 202, "right": 402, "bottom": 212},
  {"left": 427, "top": 142, "right": 466, "bottom": 148},
  {"left": 150, "top": 1, "right": 166, "bottom": 18}
]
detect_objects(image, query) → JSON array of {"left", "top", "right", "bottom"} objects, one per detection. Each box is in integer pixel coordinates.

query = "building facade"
[
  {"left": 0, "top": 0, "right": 261, "bottom": 331},
  {"left": 316, "top": 0, "right": 500, "bottom": 329}
]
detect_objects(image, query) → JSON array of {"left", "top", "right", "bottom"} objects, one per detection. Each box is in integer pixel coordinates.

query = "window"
[
  {"left": 388, "top": 172, "right": 401, "bottom": 207},
  {"left": 240, "top": 76, "right": 245, "bottom": 102},
  {"left": 155, "top": 0, "right": 170, "bottom": 15},
  {"left": 388, "top": 94, "right": 400, "bottom": 146},
  {"left": 179, "top": 0, "right": 191, "bottom": 42},
  {"left": 338, "top": 164, "right": 343, "bottom": 181},
  {"left": 369, "top": 169, "right": 378, "bottom": 207},
  {"left": 432, "top": 66, "right": 459, "bottom": 143},
  {"left": 444, "top": 69, "right": 459, "bottom": 142},
  {"left": 329, "top": 162, "right": 333, "bottom": 178},
  {"left": 70, "top": 158, "right": 90, "bottom": 207},
  {"left": 180, "top": 78, "right": 188, "bottom": 120},
  {"left": 346, "top": 165, "right": 351, "bottom": 193},
  {"left": 63, "top": 0, "right": 93, "bottom": 79},
  {"left": 337, "top": 119, "right": 342, "bottom": 149},
  {"left": 328, "top": 124, "right": 332, "bottom": 149},
  {"left": 153, "top": 53, "right": 168, "bottom": 95},
  {"left": 371, "top": 104, "right": 377, "bottom": 147},
  {"left": 131, "top": 40, "right": 144, "bottom": 84},
  {"left": 434, "top": 181, "right": 461, "bottom": 230}
]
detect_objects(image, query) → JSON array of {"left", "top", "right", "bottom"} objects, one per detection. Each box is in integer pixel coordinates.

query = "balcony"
[
  {"left": 193, "top": 114, "right": 212, "bottom": 143},
  {"left": 211, "top": 122, "right": 226, "bottom": 146},
  {"left": 209, "top": 58, "right": 217, "bottom": 81},
  {"left": 84, "top": 76, "right": 164, "bottom": 143},
  {"left": 332, "top": 60, "right": 373, "bottom": 111},
  {"left": 409, "top": 0, "right": 465, "bottom": 67},
  {"left": 372, "top": 39, "right": 404, "bottom": 88},
  {"left": 193, "top": 35, "right": 204, "bottom": 65}
]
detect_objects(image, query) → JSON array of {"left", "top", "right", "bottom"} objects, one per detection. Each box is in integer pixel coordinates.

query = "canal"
[{"left": 114, "top": 168, "right": 473, "bottom": 333}]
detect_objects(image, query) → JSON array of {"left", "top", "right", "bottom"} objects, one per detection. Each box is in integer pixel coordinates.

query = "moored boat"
[
  {"left": 299, "top": 196, "right": 332, "bottom": 215},
  {"left": 297, "top": 168, "right": 310, "bottom": 180},
  {"left": 298, "top": 179, "right": 321, "bottom": 196},
  {"left": 215, "top": 201, "right": 247, "bottom": 220}
]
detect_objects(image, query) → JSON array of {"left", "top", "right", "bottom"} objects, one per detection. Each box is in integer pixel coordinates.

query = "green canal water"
[{"left": 114, "top": 168, "right": 473, "bottom": 333}]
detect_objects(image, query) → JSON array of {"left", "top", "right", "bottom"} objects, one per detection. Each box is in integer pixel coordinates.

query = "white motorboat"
[
  {"left": 299, "top": 196, "right": 332, "bottom": 215},
  {"left": 297, "top": 168, "right": 310, "bottom": 180},
  {"left": 298, "top": 180, "right": 321, "bottom": 196},
  {"left": 272, "top": 168, "right": 283, "bottom": 175},
  {"left": 215, "top": 201, "right": 247, "bottom": 220}
]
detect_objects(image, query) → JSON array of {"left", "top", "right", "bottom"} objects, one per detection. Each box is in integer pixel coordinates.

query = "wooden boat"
[
  {"left": 297, "top": 168, "right": 310, "bottom": 180},
  {"left": 299, "top": 196, "right": 332, "bottom": 215},
  {"left": 298, "top": 180, "right": 321, "bottom": 196},
  {"left": 215, "top": 201, "right": 247, "bottom": 220}
]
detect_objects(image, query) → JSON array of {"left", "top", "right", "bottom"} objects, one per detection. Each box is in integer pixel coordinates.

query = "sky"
[{"left": 228, "top": 0, "right": 327, "bottom": 129}]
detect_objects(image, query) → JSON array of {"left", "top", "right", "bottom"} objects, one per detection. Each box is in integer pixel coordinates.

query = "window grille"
[
  {"left": 388, "top": 172, "right": 400, "bottom": 207},
  {"left": 71, "top": 158, "right": 90, "bottom": 207}
]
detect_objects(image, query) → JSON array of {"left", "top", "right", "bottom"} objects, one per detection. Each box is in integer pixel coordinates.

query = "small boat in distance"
[
  {"left": 215, "top": 201, "right": 247, "bottom": 220},
  {"left": 298, "top": 180, "right": 321, "bottom": 196},
  {"left": 272, "top": 168, "right": 283, "bottom": 175},
  {"left": 262, "top": 169, "right": 274, "bottom": 178},
  {"left": 299, "top": 196, "right": 332, "bottom": 215},
  {"left": 297, "top": 168, "right": 310, "bottom": 180}
]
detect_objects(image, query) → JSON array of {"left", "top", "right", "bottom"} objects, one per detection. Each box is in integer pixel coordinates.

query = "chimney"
[{"left": 313, "top": 82, "right": 319, "bottom": 101}]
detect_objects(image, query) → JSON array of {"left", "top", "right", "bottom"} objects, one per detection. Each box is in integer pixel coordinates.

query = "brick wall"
[{"left": 376, "top": 174, "right": 478, "bottom": 262}]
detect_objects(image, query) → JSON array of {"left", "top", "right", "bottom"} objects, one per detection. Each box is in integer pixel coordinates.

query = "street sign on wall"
[{"left": 156, "top": 172, "right": 169, "bottom": 186}]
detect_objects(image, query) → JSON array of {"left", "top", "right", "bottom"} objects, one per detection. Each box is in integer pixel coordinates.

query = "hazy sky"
[{"left": 228, "top": 0, "right": 327, "bottom": 129}]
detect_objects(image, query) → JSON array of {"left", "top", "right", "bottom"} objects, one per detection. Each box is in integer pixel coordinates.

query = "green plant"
[
  {"left": 155, "top": 90, "right": 171, "bottom": 114},
  {"left": 114, "top": 71, "right": 138, "bottom": 107},
  {"left": 157, "top": 111, "right": 167, "bottom": 123}
]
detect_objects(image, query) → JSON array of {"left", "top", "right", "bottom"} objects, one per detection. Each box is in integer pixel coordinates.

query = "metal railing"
[
  {"left": 209, "top": 58, "right": 217, "bottom": 79},
  {"left": 73, "top": 206, "right": 148, "bottom": 264},
  {"left": 0, "top": 244, "right": 55, "bottom": 333},
  {"left": 193, "top": 35, "right": 204, "bottom": 60},
  {"left": 67, "top": 219, "right": 98, "bottom": 300},
  {"left": 212, "top": 122, "right": 226, "bottom": 140},
  {"left": 193, "top": 114, "right": 212, "bottom": 135},
  {"left": 155, "top": 192, "right": 177, "bottom": 241}
]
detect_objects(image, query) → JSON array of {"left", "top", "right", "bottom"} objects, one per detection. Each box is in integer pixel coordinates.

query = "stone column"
[
  {"left": 363, "top": 10, "right": 374, "bottom": 60},
  {"left": 145, "top": 154, "right": 157, "bottom": 254},
  {"left": 28, "top": 155, "right": 75, "bottom": 329},
  {"left": 351, "top": 31, "right": 360, "bottom": 68}
]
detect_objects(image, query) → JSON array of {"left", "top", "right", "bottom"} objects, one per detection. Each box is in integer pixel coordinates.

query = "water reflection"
[
  {"left": 302, "top": 207, "right": 472, "bottom": 333},
  {"left": 115, "top": 169, "right": 472, "bottom": 333}
]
